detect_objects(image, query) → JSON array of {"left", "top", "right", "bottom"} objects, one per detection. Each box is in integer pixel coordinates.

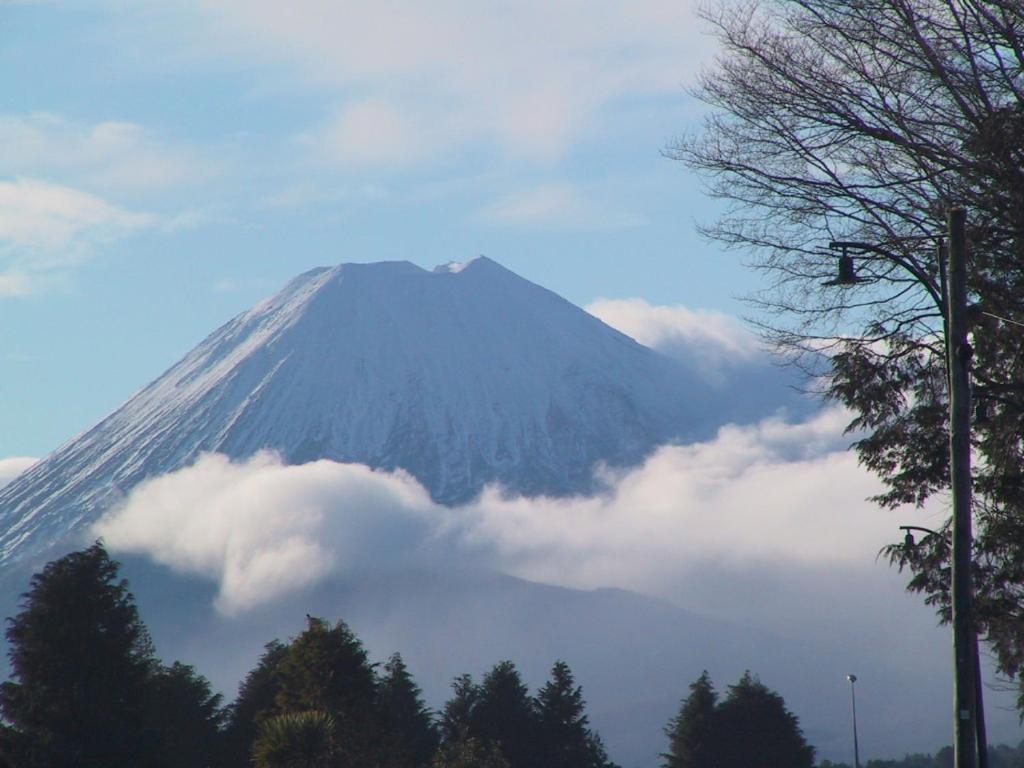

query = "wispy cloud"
[
  {"left": 299, "top": 99, "right": 432, "bottom": 169},
  {"left": 481, "top": 183, "right": 643, "bottom": 230},
  {"left": 142, "top": 1, "right": 710, "bottom": 165},
  {"left": 0, "top": 113, "right": 216, "bottom": 193},
  {"left": 0, "top": 177, "right": 156, "bottom": 293},
  {"left": 588, "top": 298, "right": 761, "bottom": 360},
  {"left": 0, "top": 178, "right": 154, "bottom": 252},
  {"left": 587, "top": 298, "right": 763, "bottom": 378}
]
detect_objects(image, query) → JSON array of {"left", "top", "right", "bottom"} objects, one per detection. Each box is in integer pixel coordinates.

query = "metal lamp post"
[
  {"left": 900, "top": 526, "right": 989, "bottom": 768},
  {"left": 826, "top": 209, "right": 980, "bottom": 768},
  {"left": 847, "top": 674, "right": 861, "bottom": 768}
]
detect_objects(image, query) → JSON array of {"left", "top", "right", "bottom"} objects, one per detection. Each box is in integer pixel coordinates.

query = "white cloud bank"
[{"left": 93, "top": 407, "right": 921, "bottom": 619}]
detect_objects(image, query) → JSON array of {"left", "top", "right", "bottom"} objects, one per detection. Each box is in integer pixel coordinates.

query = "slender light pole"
[
  {"left": 826, "top": 207, "right": 981, "bottom": 768},
  {"left": 847, "top": 674, "right": 861, "bottom": 768},
  {"left": 947, "top": 208, "right": 978, "bottom": 768},
  {"left": 901, "top": 524, "right": 988, "bottom": 768}
]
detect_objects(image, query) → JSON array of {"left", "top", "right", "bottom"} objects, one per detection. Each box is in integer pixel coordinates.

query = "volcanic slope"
[{"left": 0, "top": 257, "right": 712, "bottom": 566}]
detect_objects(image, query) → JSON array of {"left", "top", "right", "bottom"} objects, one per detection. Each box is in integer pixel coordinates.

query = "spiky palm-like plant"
[{"left": 252, "top": 710, "right": 336, "bottom": 768}]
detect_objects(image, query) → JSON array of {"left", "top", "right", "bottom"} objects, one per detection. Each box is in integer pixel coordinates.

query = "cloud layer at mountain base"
[{"left": 93, "top": 406, "right": 929, "bottom": 621}]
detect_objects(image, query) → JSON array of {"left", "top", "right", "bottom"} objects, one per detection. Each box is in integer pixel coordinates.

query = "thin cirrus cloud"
[
  {"left": 91, "top": 407, "right": 906, "bottom": 619},
  {"left": 0, "top": 113, "right": 214, "bottom": 194},
  {"left": 157, "top": 0, "right": 711, "bottom": 165},
  {"left": 0, "top": 177, "right": 156, "bottom": 295},
  {"left": 298, "top": 99, "right": 430, "bottom": 169},
  {"left": 0, "top": 178, "right": 154, "bottom": 252},
  {"left": 480, "top": 184, "right": 644, "bottom": 230}
]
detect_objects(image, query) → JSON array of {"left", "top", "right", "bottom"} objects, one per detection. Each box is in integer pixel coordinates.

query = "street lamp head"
[
  {"left": 847, "top": 674, "right": 857, "bottom": 684},
  {"left": 904, "top": 529, "right": 916, "bottom": 548},
  {"left": 823, "top": 253, "right": 868, "bottom": 286}
]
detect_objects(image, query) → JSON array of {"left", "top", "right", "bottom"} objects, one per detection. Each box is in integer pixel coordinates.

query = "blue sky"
[{"left": 0, "top": 0, "right": 767, "bottom": 457}]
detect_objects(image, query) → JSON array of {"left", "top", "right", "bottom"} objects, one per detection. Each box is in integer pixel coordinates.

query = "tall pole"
[
  {"left": 847, "top": 674, "right": 861, "bottom": 768},
  {"left": 947, "top": 207, "right": 977, "bottom": 768},
  {"left": 974, "top": 635, "right": 989, "bottom": 768}
]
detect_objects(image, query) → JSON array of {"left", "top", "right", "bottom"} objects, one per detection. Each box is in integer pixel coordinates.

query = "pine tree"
[
  {"left": 146, "top": 661, "right": 226, "bottom": 768},
  {"left": 713, "top": 672, "right": 814, "bottom": 768},
  {"left": 221, "top": 640, "right": 290, "bottom": 768},
  {"left": 273, "top": 617, "right": 378, "bottom": 767},
  {"left": 0, "top": 542, "right": 159, "bottom": 768},
  {"left": 440, "top": 674, "right": 481, "bottom": 745},
  {"left": 432, "top": 733, "right": 510, "bottom": 768},
  {"left": 377, "top": 653, "right": 439, "bottom": 768},
  {"left": 662, "top": 671, "right": 717, "bottom": 768},
  {"left": 535, "top": 661, "right": 615, "bottom": 768},
  {"left": 472, "top": 661, "right": 538, "bottom": 768}
]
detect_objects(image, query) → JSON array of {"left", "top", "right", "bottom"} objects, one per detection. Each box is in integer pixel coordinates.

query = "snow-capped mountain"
[{"left": 0, "top": 257, "right": 711, "bottom": 566}]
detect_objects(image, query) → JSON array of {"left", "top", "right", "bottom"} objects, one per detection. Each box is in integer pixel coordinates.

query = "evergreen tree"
[
  {"left": 472, "top": 661, "right": 538, "bottom": 768},
  {"left": 535, "top": 661, "right": 615, "bottom": 768},
  {"left": 221, "top": 640, "right": 290, "bottom": 768},
  {"left": 440, "top": 675, "right": 481, "bottom": 746},
  {"left": 146, "top": 661, "right": 226, "bottom": 768},
  {"left": 662, "top": 671, "right": 717, "bottom": 768},
  {"left": 431, "top": 732, "right": 510, "bottom": 768},
  {"left": 377, "top": 653, "right": 439, "bottom": 768},
  {"left": 0, "top": 542, "right": 159, "bottom": 768},
  {"left": 273, "top": 617, "right": 378, "bottom": 767},
  {"left": 713, "top": 672, "right": 814, "bottom": 768}
]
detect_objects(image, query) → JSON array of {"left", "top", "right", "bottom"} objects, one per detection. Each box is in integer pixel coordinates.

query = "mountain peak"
[
  {"left": 0, "top": 257, "right": 710, "bottom": 566},
  {"left": 432, "top": 255, "right": 501, "bottom": 275}
]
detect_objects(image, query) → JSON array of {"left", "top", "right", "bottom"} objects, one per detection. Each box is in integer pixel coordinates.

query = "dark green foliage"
[
  {"left": 662, "top": 671, "right": 717, "bottom": 768},
  {"left": 822, "top": 740, "right": 1024, "bottom": 768},
  {"left": 439, "top": 661, "right": 613, "bottom": 768},
  {"left": 274, "top": 617, "right": 377, "bottom": 714},
  {"left": 471, "top": 661, "right": 538, "bottom": 768},
  {"left": 222, "top": 640, "right": 290, "bottom": 767},
  {"left": 440, "top": 675, "right": 482, "bottom": 745},
  {"left": 0, "top": 542, "right": 159, "bottom": 768},
  {"left": 147, "top": 661, "right": 226, "bottom": 768},
  {"left": 376, "top": 653, "right": 439, "bottom": 768},
  {"left": 535, "top": 661, "right": 616, "bottom": 768},
  {"left": 432, "top": 732, "right": 510, "bottom": 768},
  {"left": 252, "top": 710, "right": 336, "bottom": 768},
  {"left": 273, "top": 616, "right": 378, "bottom": 767},
  {"left": 0, "top": 546, "right": 627, "bottom": 768},
  {"left": 714, "top": 672, "right": 814, "bottom": 768},
  {"left": 663, "top": 672, "right": 813, "bottom": 768}
]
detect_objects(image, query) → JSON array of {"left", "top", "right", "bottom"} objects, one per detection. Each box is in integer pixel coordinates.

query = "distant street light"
[{"left": 847, "top": 674, "right": 861, "bottom": 768}]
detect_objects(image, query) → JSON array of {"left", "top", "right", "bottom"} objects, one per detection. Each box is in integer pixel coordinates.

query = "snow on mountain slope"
[{"left": 0, "top": 257, "right": 711, "bottom": 566}]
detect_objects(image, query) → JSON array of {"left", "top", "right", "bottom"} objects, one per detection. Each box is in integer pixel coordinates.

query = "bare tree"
[{"left": 672, "top": 0, "right": 1024, "bottom": 705}]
